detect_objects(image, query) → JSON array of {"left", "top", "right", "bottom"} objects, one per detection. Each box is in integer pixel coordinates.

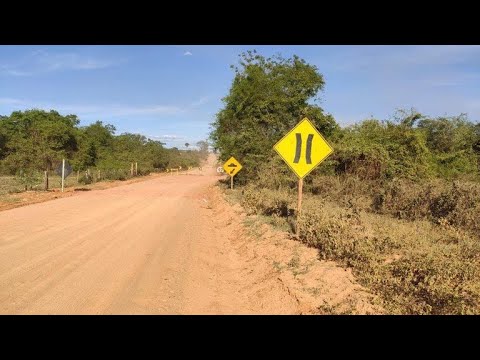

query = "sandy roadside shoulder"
[{"left": 0, "top": 171, "right": 178, "bottom": 213}]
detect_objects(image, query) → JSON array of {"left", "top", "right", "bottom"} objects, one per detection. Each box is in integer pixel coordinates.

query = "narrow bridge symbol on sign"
[{"left": 273, "top": 117, "right": 333, "bottom": 179}]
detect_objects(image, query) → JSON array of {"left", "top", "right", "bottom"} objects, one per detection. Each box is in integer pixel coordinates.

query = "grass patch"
[{"left": 0, "top": 196, "right": 21, "bottom": 204}]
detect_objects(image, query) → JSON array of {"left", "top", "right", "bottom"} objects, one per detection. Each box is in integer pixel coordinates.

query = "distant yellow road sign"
[
  {"left": 223, "top": 156, "right": 242, "bottom": 177},
  {"left": 274, "top": 117, "right": 333, "bottom": 179}
]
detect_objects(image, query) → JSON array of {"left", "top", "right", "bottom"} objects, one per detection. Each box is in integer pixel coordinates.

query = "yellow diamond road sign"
[
  {"left": 223, "top": 156, "right": 242, "bottom": 177},
  {"left": 274, "top": 117, "right": 333, "bottom": 179}
]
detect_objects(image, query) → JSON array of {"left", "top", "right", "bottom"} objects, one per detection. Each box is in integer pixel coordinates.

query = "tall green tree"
[
  {"left": 210, "top": 50, "right": 338, "bottom": 182},
  {"left": 474, "top": 124, "right": 480, "bottom": 172},
  {"left": 0, "top": 116, "right": 7, "bottom": 160},
  {"left": 0, "top": 109, "right": 205, "bottom": 180},
  {"left": 474, "top": 123, "right": 480, "bottom": 152},
  {"left": 0, "top": 109, "right": 79, "bottom": 174},
  {"left": 417, "top": 114, "right": 478, "bottom": 177},
  {"left": 72, "top": 121, "right": 116, "bottom": 170}
]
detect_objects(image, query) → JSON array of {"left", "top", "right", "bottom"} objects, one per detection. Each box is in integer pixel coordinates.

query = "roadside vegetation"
[
  {"left": 0, "top": 110, "right": 209, "bottom": 193},
  {"left": 212, "top": 50, "right": 480, "bottom": 314}
]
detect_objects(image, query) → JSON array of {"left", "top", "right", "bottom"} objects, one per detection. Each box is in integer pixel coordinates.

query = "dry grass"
[
  {"left": 230, "top": 181, "right": 480, "bottom": 314},
  {"left": 306, "top": 175, "right": 480, "bottom": 238},
  {"left": 0, "top": 174, "right": 81, "bottom": 195}
]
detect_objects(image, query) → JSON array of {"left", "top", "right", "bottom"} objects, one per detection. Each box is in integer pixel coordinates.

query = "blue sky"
[{"left": 1, "top": 45, "right": 479, "bottom": 148}]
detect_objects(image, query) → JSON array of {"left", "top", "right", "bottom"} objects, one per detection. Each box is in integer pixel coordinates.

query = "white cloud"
[
  {"left": 0, "top": 64, "right": 31, "bottom": 77},
  {"left": 3, "top": 69, "right": 31, "bottom": 77},
  {"left": 150, "top": 134, "right": 184, "bottom": 140},
  {"left": 467, "top": 99, "right": 480, "bottom": 111},
  {"left": 333, "top": 112, "right": 374, "bottom": 126},
  {"left": 190, "top": 96, "right": 209, "bottom": 107},
  {"left": 327, "top": 45, "right": 480, "bottom": 73},
  {"left": 0, "top": 49, "right": 123, "bottom": 76},
  {"left": 0, "top": 98, "right": 184, "bottom": 118},
  {"left": 183, "top": 51, "right": 193, "bottom": 56},
  {"left": 0, "top": 97, "right": 26, "bottom": 105},
  {"left": 421, "top": 71, "right": 480, "bottom": 88},
  {"left": 148, "top": 134, "right": 195, "bottom": 148},
  {"left": 37, "top": 52, "right": 114, "bottom": 71},
  {"left": 402, "top": 45, "right": 480, "bottom": 66},
  {"left": 53, "top": 104, "right": 183, "bottom": 118}
]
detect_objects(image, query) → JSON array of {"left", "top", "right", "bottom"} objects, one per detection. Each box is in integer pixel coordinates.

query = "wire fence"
[
  {"left": 0, "top": 164, "right": 201, "bottom": 196},
  {"left": 0, "top": 167, "right": 147, "bottom": 195}
]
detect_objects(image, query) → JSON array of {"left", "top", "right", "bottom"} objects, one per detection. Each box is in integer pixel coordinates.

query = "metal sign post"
[
  {"left": 55, "top": 160, "right": 71, "bottom": 192},
  {"left": 222, "top": 157, "right": 243, "bottom": 190}
]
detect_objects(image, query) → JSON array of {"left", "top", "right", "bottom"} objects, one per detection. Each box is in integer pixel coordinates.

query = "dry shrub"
[
  {"left": 241, "top": 186, "right": 296, "bottom": 218},
  {"left": 292, "top": 197, "right": 480, "bottom": 314},
  {"left": 370, "top": 179, "right": 440, "bottom": 219},
  {"left": 238, "top": 174, "right": 480, "bottom": 313},
  {"left": 307, "top": 174, "right": 480, "bottom": 238},
  {"left": 430, "top": 182, "right": 480, "bottom": 235},
  {"left": 297, "top": 199, "right": 368, "bottom": 263},
  {"left": 308, "top": 175, "right": 376, "bottom": 211},
  {"left": 386, "top": 228, "right": 480, "bottom": 314},
  {"left": 371, "top": 179, "right": 480, "bottom": 235}
]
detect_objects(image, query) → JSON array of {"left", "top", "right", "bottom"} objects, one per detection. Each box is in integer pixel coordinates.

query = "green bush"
[
  {"left": 78, "top": 174, "right": 93, "bottom": 185},
  {"left": 15, "top": 170, "right": 42, "bottom": 190}
]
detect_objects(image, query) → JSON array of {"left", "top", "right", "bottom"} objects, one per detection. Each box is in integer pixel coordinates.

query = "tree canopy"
[
  {"left": 211, "top": 51, "right": 479, "bottom": 184},
  {"left": 0, "top": 109, "right": 79, "bottom": 173},
  {"left": 210, "top": 50, "right": 339, "bottom": 182},
  {"left": 0, "top": 109, "right": 207, "bottom": 176}
]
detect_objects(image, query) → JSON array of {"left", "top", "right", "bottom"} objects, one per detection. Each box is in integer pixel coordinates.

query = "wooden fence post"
[{"left": 44, "top": 170, "right": 49, "bottom": 191}]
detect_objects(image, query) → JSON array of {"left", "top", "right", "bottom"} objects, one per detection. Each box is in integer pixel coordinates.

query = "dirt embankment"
[{"left": 202, "top": 185, "right": 383, "bottom": 314}]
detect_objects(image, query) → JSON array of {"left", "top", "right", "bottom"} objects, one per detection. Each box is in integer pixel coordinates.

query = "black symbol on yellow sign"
[
  {"left": 222, "top": 156, "right": 243, "bottom": 177},
  {"left": 227, "top": 163, "right": 238, "bottom": 174},
  {"left": 273, "top": 117, "right": 333, "bottom": 179},
  {"left": 293, "top": 133, "right": 314, "bottom": 164}
]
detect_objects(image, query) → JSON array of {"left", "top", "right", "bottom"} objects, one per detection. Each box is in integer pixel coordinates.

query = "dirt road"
[{"left": 0, "top": 155, "right": 379, "bottom": 314}]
